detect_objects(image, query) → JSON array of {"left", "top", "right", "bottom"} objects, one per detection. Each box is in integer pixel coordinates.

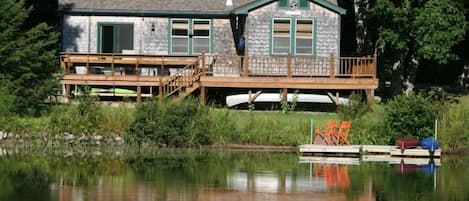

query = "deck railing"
[
  {"left": 60, "top": 53, "right": 198, "bottom": 76},
  {"left": 160, "top": 55, "right": 203, "bottom": 96},
  {"left": 207, "top": 54, "right": 376, "bottom": 78},
  {"left": 60, "top": 53, "right": 376, "bottom": 79}
]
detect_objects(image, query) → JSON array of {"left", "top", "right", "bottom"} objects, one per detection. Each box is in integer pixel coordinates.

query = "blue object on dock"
[{"left": 420, "top": 137, "right": 440, "bottom": 152}]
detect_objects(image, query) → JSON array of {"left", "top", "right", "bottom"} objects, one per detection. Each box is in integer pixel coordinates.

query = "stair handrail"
[{"left": 161, "top": 56, "right": 203, "bottom": 97}]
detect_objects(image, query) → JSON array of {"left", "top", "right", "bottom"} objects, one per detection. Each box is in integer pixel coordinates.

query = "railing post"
[
  {"left": 373, "top": 54, "right": 377, "bottom": 79},
  {"left": 287, "top": 53, "right": 292, "bottom": 78},
  {"left": 111, "top": 54, "right": 115, "bottom": 76},
  {"left": 86, "top": 53, "right": 90, "bottom": 75},
  {"left": 243, "top": 55, "right": 249, "bottom": 77},
  {"left": 329, "top": 53, "right": 335, "bottom": 78},
  {"left": 201, "top": 51, "right": 205, "bottom": 75}
]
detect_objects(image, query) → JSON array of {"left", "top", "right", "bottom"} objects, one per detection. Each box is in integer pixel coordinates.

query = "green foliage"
[
  {"left": 367, "top": 0, "right": 467, "bottom": 93},
  {"left": 413, "top": 0, "right": 467, "bottom": 63},
  {"left": 0, "top": 0, "right": 59, "bottom": 115},
  {"left": 348, "top": 104, "right": 388, "bottom": 145},
  {"left": 280, "top": 90, "right": 298, "bottom": 114},
  {"left": 439, "top": 96, "right": 469, "bottom": 150},
  {"left": 337, "top": 93, "right": 368, "bottom": 120},
  {"left": 129, "top": 98, "right": 211, "bottom": 147},
  {"left": 382, "top": 93, "right": 437, "bottom": 142}
]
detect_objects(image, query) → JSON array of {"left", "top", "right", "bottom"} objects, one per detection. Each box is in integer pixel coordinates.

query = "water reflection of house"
[{"left": 51, "top": 171, "right": 375, "bottom": 201}]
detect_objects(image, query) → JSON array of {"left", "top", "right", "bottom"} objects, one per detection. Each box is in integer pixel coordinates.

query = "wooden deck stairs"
[{"left": 160, "top": 56, "right": 203, "bottom": 100}]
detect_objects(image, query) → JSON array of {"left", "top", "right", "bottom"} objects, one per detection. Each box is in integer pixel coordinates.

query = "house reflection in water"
[{"left": 51, "top": 165, "right": 374, "bottom": 201}]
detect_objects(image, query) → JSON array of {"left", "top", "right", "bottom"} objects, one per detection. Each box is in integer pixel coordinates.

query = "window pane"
[
  {"left": 193, "top": 38, "right": 209, "bottom": 53},
  {"left": 273, "top": 19, "right": 291, "bottom": 54},
  {"left": 172, "top": 38, "right": 188, "bottom": 53},
  {"left": 172, "top": 20, "right": 188, "bottom": 36},
  {"left": 193, "top": 21, "right": 210, "bottom": 37},
  {"left": 118, "top": 24, "right": 133, "bottom": 53},
  {"left": 101, "top": 25, "right": 114, "bottom": 53},
  {"left": 296, "top": 38, "right": 312, "bottom": 54},
  {"left": 296, "top": 20, "right": 313, "bottom": 54},
  {"left": 273, "top": 37, "right": 290, "bottom": 54}
]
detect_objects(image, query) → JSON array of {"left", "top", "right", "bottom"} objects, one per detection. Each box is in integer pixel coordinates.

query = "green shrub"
[
  {"left": 129, "top": 97, "right": 211, "bottom": 147},
  {"left": 382, "top": 93, "right": 437, "bottom": 143},
  {"left": 348, "top": 104, "right": 389, "bottom": 145},
  {"left": 337, "top": 93, "right": 368, "bottom": 120}
]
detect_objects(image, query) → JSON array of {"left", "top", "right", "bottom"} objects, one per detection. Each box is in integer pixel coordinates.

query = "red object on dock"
[{"left": 395, "top": 137, "right": 419, "bottom": 150}]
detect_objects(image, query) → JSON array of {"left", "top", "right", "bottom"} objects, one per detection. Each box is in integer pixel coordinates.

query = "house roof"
[{"left": 59, "top": 0, "right": 343, "bottom": 16}]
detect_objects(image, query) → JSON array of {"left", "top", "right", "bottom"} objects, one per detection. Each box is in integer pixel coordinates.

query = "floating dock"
[{"left": 298, "top": 144, "right": 441, "bottom": 158}]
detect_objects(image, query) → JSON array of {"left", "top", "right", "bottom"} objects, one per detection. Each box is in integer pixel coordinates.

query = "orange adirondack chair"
[
  {"left": 314, "top": 120, "right": 338, "bottom": 145},
  {"left": 336, "top": 121, "right": 352, "bottom": 145}
]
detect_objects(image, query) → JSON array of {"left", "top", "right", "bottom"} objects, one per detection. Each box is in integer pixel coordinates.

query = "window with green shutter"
[
  {"left": 298, "top": 0, "right": 310, "bottom": 9},
  {"left": 278, "top": 0, "right": 309, "bottom": 9},
  {"left": 278, "top": 0, "right": 289, "bottom": 8}
]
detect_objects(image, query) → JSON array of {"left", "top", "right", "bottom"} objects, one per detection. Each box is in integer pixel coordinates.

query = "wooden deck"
[
  {"left": 299, "top": 144, "right": 441, "bottom": 158},
  {"left": 59, "top": 53, "right": 379, "bottom": 102}
]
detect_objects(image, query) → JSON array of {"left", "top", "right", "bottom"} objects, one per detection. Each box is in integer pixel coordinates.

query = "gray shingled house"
[{"left": 59, "top": 0, "right": 377, "bottom": 104}]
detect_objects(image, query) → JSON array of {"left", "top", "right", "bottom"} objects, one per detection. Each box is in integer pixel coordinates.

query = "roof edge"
[
  {"left": 313, "top": 0, "right": 346, "bottom": 15},
  {"left": 59, "top": 8, "right": 231, "bottom": 18},
  {"left": 233, "top": 0, "right": 346, "bottom": 15}
]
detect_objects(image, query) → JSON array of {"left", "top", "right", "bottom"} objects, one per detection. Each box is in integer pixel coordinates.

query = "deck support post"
[
  {"left": 64, "top": 84, "right": 71, "bottom": 103},
  {"left": 366, "top": 89, "right": 374, "bottom": 104},
  {"left": 372, "top": 54, "right": 377, "bottom": 79},
  {"left": 282, "top": 88, "right": 288, "bottom": 103},
  {"left": 158, "top": 77, "right": 163, "bottom": 100},
  {"left": 136, "top": 85, "right": 142, "bottom": 103},
  {"left": 200, "top": 86, "right": 206, "bottom": 105}
]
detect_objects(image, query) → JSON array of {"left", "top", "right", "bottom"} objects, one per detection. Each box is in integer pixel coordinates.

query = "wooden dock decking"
[{"left": 299, "top": 144, "right": 441, "bottom": 158}]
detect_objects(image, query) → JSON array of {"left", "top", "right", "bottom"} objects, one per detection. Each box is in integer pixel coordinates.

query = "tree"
[
  {"left": 366, "top": 0, "right": 466, "bottom": 95},
  {"left": 0, "top": 0, "right": 59, "bottom": 115}
]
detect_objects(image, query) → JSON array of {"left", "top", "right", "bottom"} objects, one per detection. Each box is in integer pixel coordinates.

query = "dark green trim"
[
  {"left": 97, "top": 22, "right": 134, "bottom": 53},
  {"left": 277, "top": 0, "right": 289, "bottom": 8},
  {"left": 234, "top": 0, "right": 276, "bottom": 14},
  {"left": 313, "top": 18, "right": 317, "bottom": 56},
  {"left": 210, "top": 19, "right": 214, "bottom": 54},
  {"left": 270, "top": 18, "right": 292, "bottom": 56},
  {"left": 235, "top": 0, "right": 345, "bottom": 15},
  {"left": 298, "top": 0, "right": 310, "bottom": 9},
  {"left": 312, "top": 0, "right": 346, "bottom": 15},
  {"left": 168, "top": 18, "right": 172, "bottom": 54},
  {"left": 294, "top": 19, "right": 315, "bottom": 56},
  {"left": 169, "top": 18, "right": 212, "bottom": 55},
  {"left": 270, "top": 17, "right": 317, "bottom": 56}
]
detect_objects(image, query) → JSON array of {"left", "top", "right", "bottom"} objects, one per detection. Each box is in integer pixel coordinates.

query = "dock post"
[{"left": 310, "top": 119, "right": 314, "bottom": 144}]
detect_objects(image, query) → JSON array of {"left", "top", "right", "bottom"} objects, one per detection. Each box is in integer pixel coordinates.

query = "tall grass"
[
  {"left": 439, "top": 95, "right": 469, "bottom": 151},
  {"left": 209, "top": 109, "right": 337, "bottom": 145}
]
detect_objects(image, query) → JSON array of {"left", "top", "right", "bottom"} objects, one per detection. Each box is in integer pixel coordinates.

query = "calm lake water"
[{"left": 0, "top": 147, "right": 468, "bottom": 201}]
